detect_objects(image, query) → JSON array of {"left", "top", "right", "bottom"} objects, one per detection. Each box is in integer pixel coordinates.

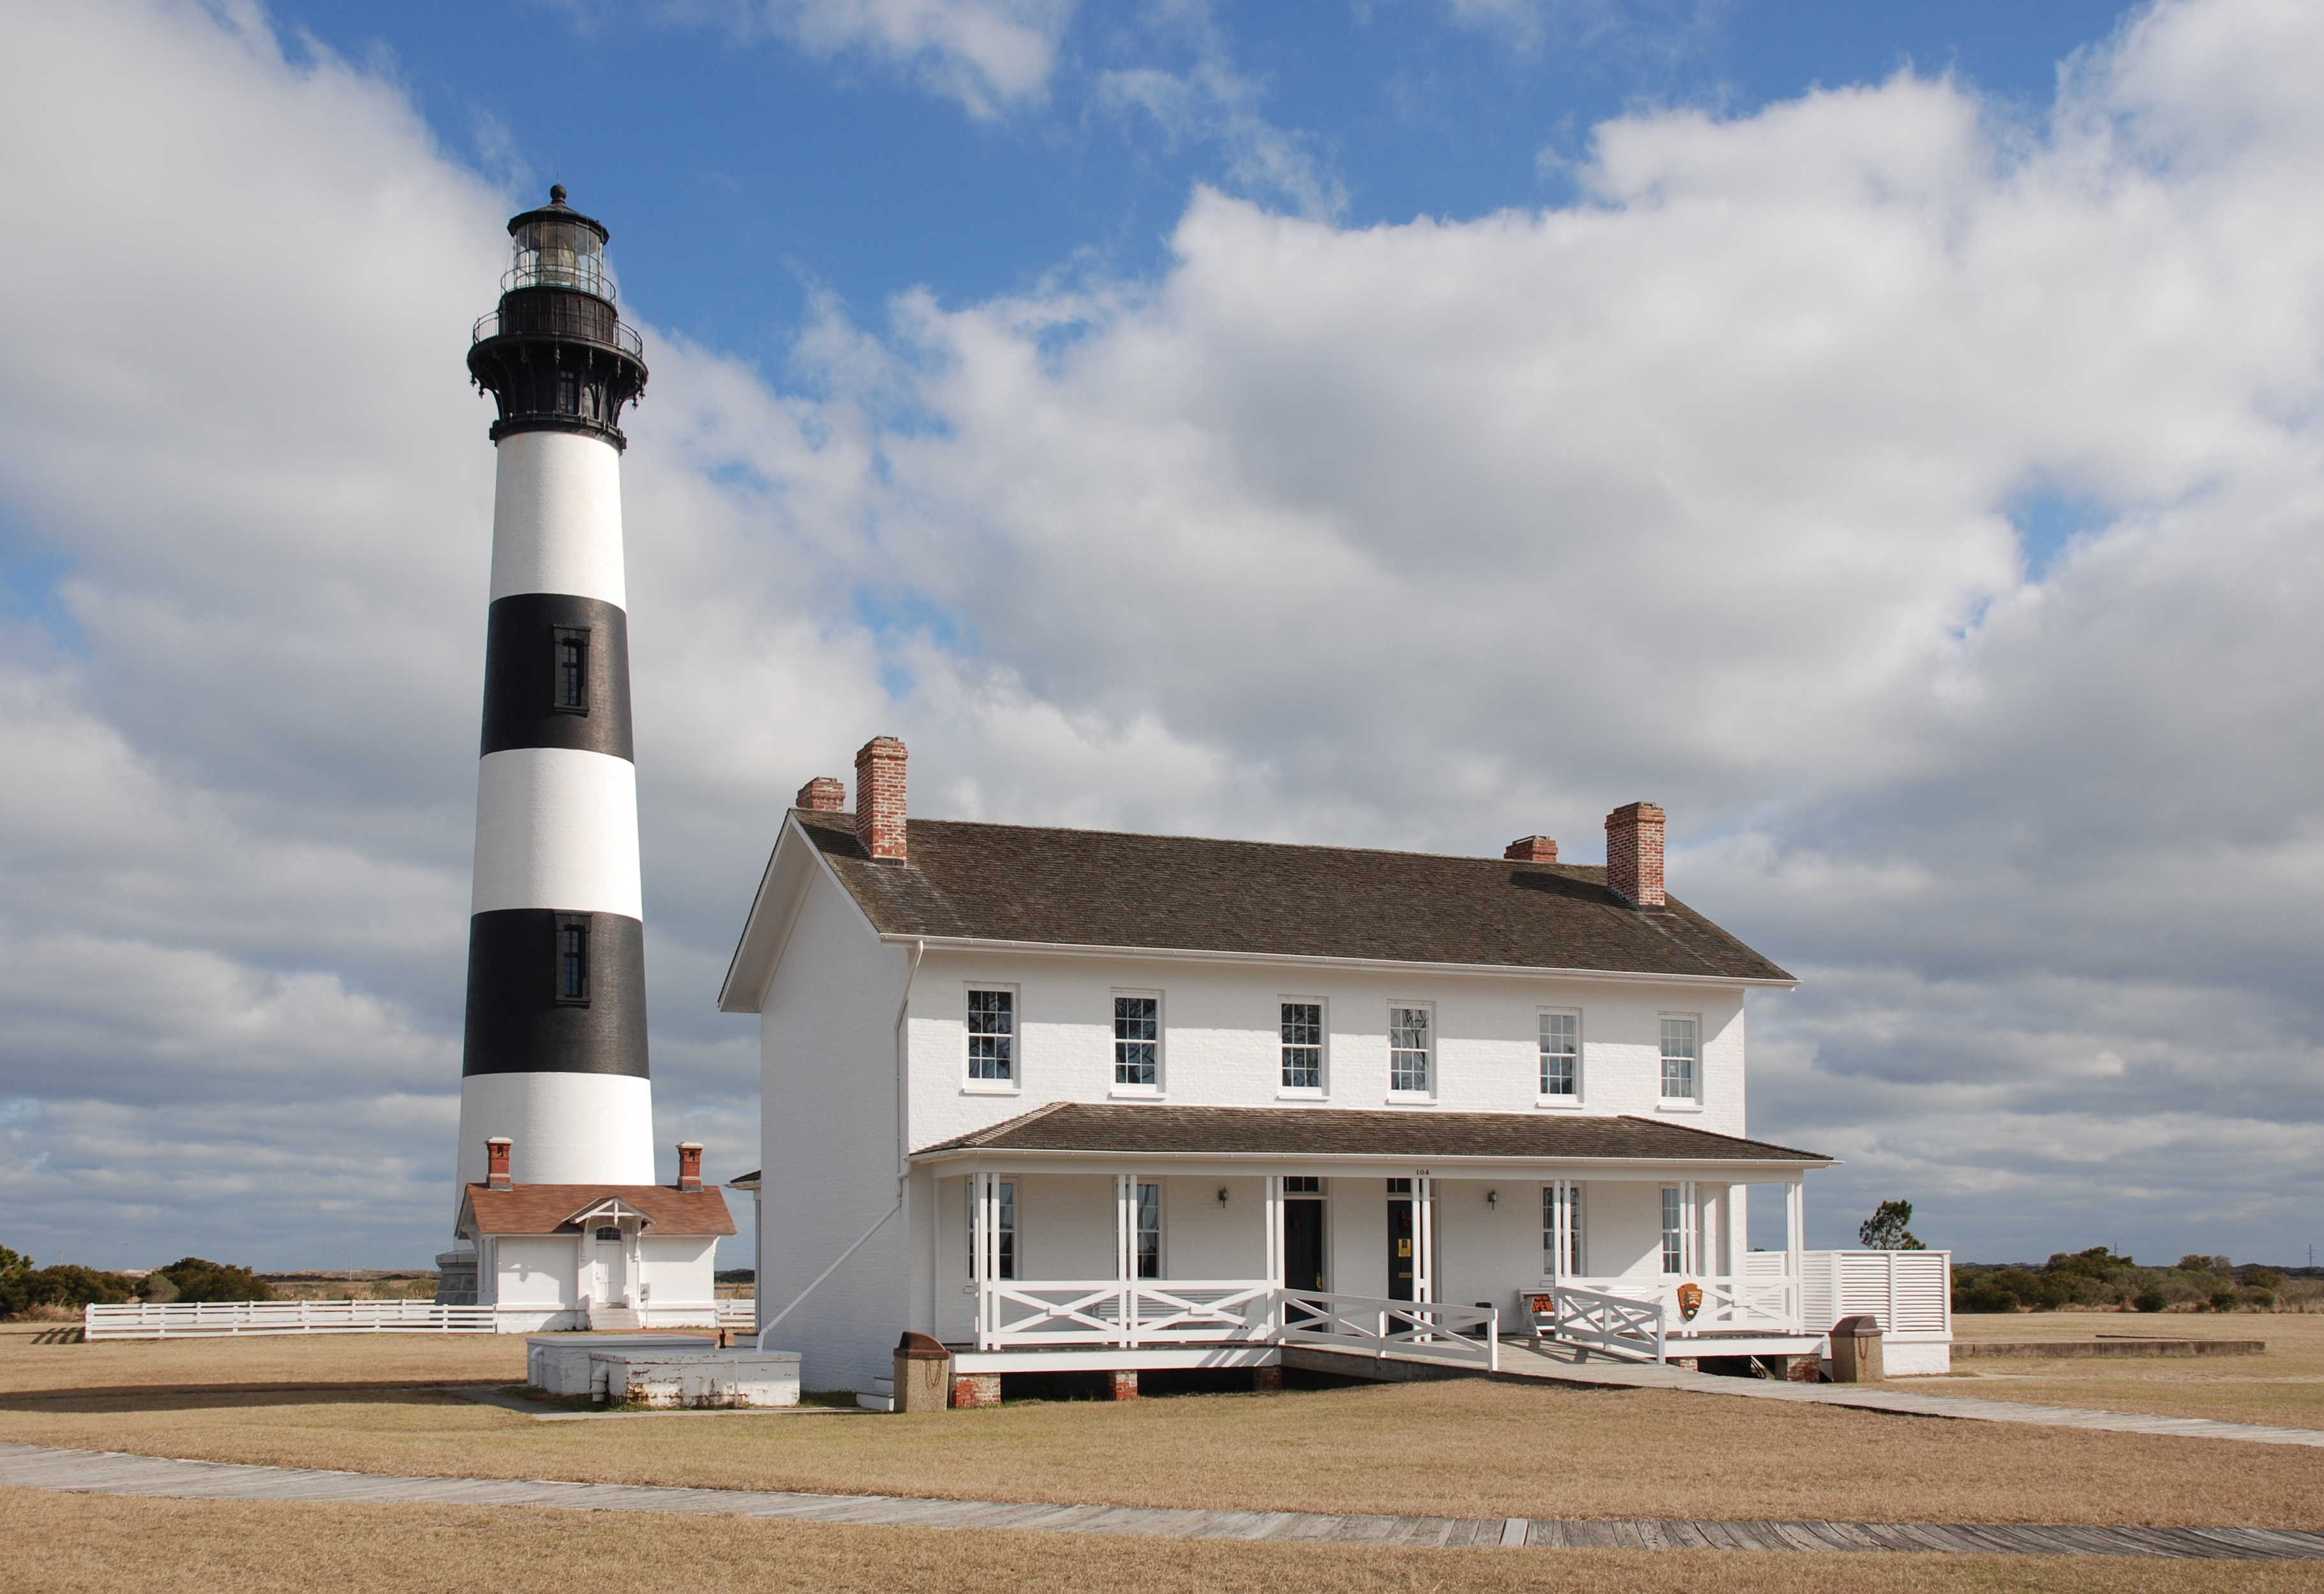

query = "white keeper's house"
[{"left": 720, "top": 738, "right": 1951, "bottom": 1400}]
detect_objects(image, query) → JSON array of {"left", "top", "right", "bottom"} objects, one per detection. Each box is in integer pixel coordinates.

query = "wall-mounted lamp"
[
  {"left": 1216, "top": 1187, "right": 1230, "bottom": 1209},
  {"left": 1486, "top": 1189, "right": 1500, "bottom": 1209}
]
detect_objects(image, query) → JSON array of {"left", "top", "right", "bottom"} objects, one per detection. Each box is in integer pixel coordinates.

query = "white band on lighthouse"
[
  {"left": 456, "top": 1072, "right": 656, "bottom": 1188},
  {"left": 489, "top": 431, "right": 629, "bottom": 607},
  {"left": 470, "top": 746, "right": 643, "bottom": 918}
]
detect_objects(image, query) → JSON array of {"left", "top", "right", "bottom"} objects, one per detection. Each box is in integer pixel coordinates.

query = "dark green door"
[
  {"left": 1284, "top": 1199, "right": 1325, "bottom": 1291},
  {"left": 1388, "top": 1186, "right": 1415, "bottom": 1301}
]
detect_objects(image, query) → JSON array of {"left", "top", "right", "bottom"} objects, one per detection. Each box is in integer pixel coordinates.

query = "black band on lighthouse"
[
  {"left": 461, "top": 909, "right": 650, "bottom": 1078},
  {"left": 480, "top": 593, "right": 634, "bottom": 760}
]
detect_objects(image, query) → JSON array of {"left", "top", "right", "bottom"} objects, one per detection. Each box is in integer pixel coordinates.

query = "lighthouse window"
[
  {"left": 556, "top": 371, "right": 579, "bottom": 414},
  {"left": 555, "top": 914, "right": 591, "bottom": 1004},
  {"left": 553, "top": 628, "right": 590, "bottom": 713}
]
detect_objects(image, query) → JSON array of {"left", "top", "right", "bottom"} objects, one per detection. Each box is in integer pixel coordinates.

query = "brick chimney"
[
  {"left": 1605, "top": 802, "right": 1666, "bottom": 908},
  {"left": 485, "top": 1136, "right": 513, "bottom": 1190},
  {"left": 676, "top": 1142, "right": 703, "bottom": 1193},
  {"left": 795, "top": 776, "right": 845, "bottom": 812},
  {"left": 855, "top": 736, "right": 907, "bottom": 861},
  {"left": 1505, "top": 836, "right": 1558, "bottom": 862}
]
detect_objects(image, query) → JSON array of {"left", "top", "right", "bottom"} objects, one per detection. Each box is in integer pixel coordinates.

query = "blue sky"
[
  {"left": 5, "top": 0, "right": 2323, "bottom": 1274},
  {"left": 279, "top": 1, "right": 2133, "bottom": 368}
]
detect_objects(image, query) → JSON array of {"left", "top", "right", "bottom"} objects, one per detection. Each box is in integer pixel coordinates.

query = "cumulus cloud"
[
  {"left": 665, "top": 0, "right": 1076, "bottom": 117},
  {"left": 3, "top": 0, "right": 2321, "bottom": 1270}
]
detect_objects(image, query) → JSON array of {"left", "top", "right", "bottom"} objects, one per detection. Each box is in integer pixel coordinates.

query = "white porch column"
[
  {"left": 1680, "top": 1180, "right": 1698, "bottom": 1276},
  {"left": 1115, "top": 1172, "right": 1134, "bottom": 1347},
  {"left": 1263, "top": 1173, "right": 1284, "bottom": 1339},
  {"left": 1413, "top": 1172, "right": 1434, "bottom": 1304},
  {"left": 1785, "top": 1179, "right": 1806, "bottom": 1329},
  {"left": 1549, "top": 1178, "right": 1567, "bottom": 1285},
  {"left": 1724, "top": 1184, "right": 1747, "bottom": 1279},
  {"left": 970, "top": 1170, "right": 989, "bottom": 1350}
]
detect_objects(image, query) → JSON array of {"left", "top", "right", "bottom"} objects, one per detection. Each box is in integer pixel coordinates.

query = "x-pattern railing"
[
  {"left": 983, "top": 1280, "right": 1275, "bottom": 1348},
  {"left": 1277, "top": 1290, "right": 1501, "bottom": 1370}
]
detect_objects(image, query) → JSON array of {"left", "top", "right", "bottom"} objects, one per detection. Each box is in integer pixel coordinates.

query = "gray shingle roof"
[
  {"left": 793, "top": 808, "right": 1791, "bottom": 982},
  {"left": 915, "top": 1101, "right": 1829, "bottom": 1164}
]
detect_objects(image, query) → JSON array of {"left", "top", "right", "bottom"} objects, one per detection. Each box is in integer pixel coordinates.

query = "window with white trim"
[
  {"left": 967, "top": 1180, "right": 1015, "bottom": 1279},
  {"left": 1388, "top": 1006, "right": 1431, "bottom": 1094},
  {"left": 1660, "top": 1186, "right": 1685, "bottom": 1274},
  {"left": 966, "top": 989, "right": 1013, "bottom": 1082},
  {"left": 1660, "top": 1017, "right": 1698, "bottom": 1099},
  {"left": 1115, "top": 995, "right": 1158, "bottom": 1087},
  {"left": 1281, "top": 1002, "right": 1322, "bottom": 1090},
  {"left": 1539, "top": 1011, "right": 1579, "bottom": 1098},
  {"left": 1135, "top": 1182, "right": 1161, "bottom": 1279}
]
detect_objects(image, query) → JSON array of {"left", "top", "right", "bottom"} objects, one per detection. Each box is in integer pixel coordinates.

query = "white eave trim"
[
  {"left": 879, "top": 933, "right": 1798, "bottom": 990},
  {"left": 907, "top": 1147, "right": 1836, "bottom": 1173}
]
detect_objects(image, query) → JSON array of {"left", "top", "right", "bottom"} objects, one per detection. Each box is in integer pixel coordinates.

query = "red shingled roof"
[{"left": 459, "top": 1183, "right": 736, "bottom": 1237}]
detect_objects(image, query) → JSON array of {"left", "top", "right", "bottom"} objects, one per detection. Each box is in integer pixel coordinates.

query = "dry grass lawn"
[
  {"left": 4, "top": 1489, "right": 2315, "bottom": 1594},
  {"left": 1900, "top": 1312, "right": 2324, "bottom": 1430},
  {"left": 3, "top": 1327, "right": 2318, "bottom": 1530}
]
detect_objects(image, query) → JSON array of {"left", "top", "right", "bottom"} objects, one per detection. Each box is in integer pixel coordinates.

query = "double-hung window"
[
  {"left": 967, "top": 1181, "right": 1015, "bottom": 1279},
  {"left": 1660, "top": 1187, "right": 1685, "bottom": 1274},
  {"left": 967, "top": 989, "right": 1014, "bottom": 1083},
  {"left": 1135, "top": 1182, "right": 1161, "bottom": 1279},
  {"left": 1388, "top": 1006, "right": 1431, "bottom": 1094},
  {"left": 1281, "top": 1002, "right": 1322, "bottom": 1091},
  {"left": 1114, "top": 996, "right": 1158, "bottom": 1087},
  {"left": 1539, "top": 1011, "right": 1579, "bottom": 1098},
  {"left": 1660, "top": 1017, "right": 1698, "bottom": 1100}
]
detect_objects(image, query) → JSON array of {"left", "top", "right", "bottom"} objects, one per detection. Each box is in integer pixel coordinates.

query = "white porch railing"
[
  {"left": 1277, "top": 1291, "right": 1500, "bottom": 1371},
  {"left": 1528, "top": 1282, "right": 1667, "bottom": 1362},
  {"left": 1800, "top": 1249, "right": 1952, "bottom": 1342},
  {"left": 85, "top": 1300, "right": 498, "bottom": 1339},
  {"left": 715, "top": 1299, "right": 757, "bottom": 1329},
  {"left": 981, "top": 1279, "right": 1276, "bottom": 1348}
]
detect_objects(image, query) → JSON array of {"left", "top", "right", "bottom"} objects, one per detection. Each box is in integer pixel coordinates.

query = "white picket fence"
[
  {"left": 715, "top": 1298, "right": 757, "bottom": 1329},
  {"left": 85, "top": 1299, "right": 497, "bottom": 1339}
]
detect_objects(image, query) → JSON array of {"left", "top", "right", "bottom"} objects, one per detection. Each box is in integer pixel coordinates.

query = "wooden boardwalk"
[{"left": 1, "top": 1441, "right": 2316, "bottom": 1560}]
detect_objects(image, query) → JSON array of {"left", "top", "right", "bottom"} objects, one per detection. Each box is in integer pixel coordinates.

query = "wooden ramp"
[{"left": 0, "top": 1442, "right": 2316, "bottom": 1561}]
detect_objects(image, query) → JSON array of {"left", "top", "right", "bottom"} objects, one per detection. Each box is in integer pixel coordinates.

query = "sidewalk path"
[
  {"left": 1486, "top": 1339, "right": 2324, "bottom": 1447},
  {"left": 1, "top": 1441, "right": 2316, "bottom": 1561}
]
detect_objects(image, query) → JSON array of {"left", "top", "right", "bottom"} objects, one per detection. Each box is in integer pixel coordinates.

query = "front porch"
[{"left": 944, "top": 1164, "right": 1881, "bottom": 1373}]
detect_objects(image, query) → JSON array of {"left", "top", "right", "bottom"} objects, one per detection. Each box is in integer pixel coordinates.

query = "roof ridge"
[{"left": 904, "top": 814, "right": 1612, "bottom": 872}]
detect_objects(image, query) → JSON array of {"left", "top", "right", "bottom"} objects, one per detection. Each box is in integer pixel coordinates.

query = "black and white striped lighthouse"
[{"left": 454, "top": 187, "right": 654, "bottom": 1196}]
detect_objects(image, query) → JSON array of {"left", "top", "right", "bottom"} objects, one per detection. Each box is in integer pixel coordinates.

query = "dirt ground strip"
[
  {"left": 3, "top": 1327, "right": 2318, "bottom": 1530},
  {"left": 8, "top": 1489, "right": 2323, "bottom": 1594}
]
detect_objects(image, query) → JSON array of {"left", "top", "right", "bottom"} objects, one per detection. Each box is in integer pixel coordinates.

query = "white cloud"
[
  {"left": 3, "top": 0, "right": 2323, "bottom": 1272},
  {"left": 668, "top": 0, "right": 1076, "bottom": 117}
]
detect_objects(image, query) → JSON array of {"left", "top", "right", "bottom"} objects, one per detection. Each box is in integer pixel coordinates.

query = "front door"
[
  {"left": 1387, "top": 1182, "right": 1415, "bottom": 1301},
  {"left": 593, "top": 1226, "right": 625, "bottom": 1306},
  {"left": 1284, "top": 1199, "right": 1325, "bottom": 1291}
]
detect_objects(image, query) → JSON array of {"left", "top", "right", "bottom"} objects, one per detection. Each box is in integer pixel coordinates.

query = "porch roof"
[
  {"left": 458, "top": 1182, "right": 737, "bottom": 1238},
  {"left": 912, "top": 1102, "right": 1831, "bottom": 1166},
  {"left": 778, "top": 808, "right": 1792, "bottom": 985}
]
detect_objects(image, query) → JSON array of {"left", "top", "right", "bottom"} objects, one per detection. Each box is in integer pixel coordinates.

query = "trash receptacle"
[
  {"left": 1829, "top": 1314, "right": 1884, "bottom": 1383},
  {"left": 893, "top": 1330, "right": 951, "bottom": 1412}
]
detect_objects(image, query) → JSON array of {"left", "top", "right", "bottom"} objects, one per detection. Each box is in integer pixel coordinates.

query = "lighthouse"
[{"left": 452, "top": 187, "right": 655, "bottom": 1202}]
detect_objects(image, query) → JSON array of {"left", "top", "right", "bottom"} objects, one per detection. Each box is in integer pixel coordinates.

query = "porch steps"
[
  {"left": 588, "top": 1306, "right": 642, "bottom": 1332},
  {"left": 858, "top": 1375, "right": 895, "bottom": 1412}
]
